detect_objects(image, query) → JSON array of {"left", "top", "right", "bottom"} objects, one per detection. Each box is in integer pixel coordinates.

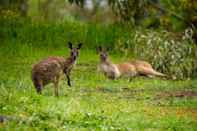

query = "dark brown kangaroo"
[{"left": 32, "top": 42, "right": 82, "bottom": 96}]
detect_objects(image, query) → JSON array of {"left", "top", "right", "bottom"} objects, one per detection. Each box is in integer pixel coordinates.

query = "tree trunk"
[{"left": 19, "top": 0, "right": 29, "bottom": 17}]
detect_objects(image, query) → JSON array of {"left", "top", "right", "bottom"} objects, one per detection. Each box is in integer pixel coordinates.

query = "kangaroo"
[
  {"left": 32, "top": 42, "right": 82, "bottom": 96},
  {"left": 97, "top": 46, "right": 166, "bottom": 80}
]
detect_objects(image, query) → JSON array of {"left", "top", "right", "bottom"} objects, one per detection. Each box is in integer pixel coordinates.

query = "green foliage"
[
  {"left": 158, "top": 0, "right": 194, "bottom": 31},
  {"left": 68, "top": 0, "right": 85, "bottom": 7},
  {"left": 116, "top": 29, "right": 197, "bottom": 79},
  {"left": 108, "top": 0, "right": 197, "bottom": 30},
  {"left": 109, "top": 0, "right": 146, "bottom": 24}
]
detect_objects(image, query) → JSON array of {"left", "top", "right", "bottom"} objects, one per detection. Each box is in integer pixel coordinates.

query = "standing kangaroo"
[
  {"left": 32, "top": 42, "right": 82, "bottom": 96},
  {"left": 97, "top": 46, "right": 166, "bottom": 80}
]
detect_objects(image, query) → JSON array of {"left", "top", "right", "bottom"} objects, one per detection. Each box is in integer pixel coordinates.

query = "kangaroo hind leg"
[{"left": 33, "top": 78, "right": 43, "bottom": 94}]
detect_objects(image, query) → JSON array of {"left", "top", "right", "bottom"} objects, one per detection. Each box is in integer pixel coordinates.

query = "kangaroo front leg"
[
  {"left": 66, "top": 75, "right": 71, "bottom": 87},
  {"left": 108, "top": 71, "right": 116, "bottom": 80}
]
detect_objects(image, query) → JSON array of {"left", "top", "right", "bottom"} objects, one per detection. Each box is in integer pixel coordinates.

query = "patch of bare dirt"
[
  {"left": 95, "top": 87, "right": 145, "bottom": 94},
  {"left": 156, "top": 90, "right": 197, "bottom": 99},
  {"left": 144, "top": 107, "right": 197, "bottom": 120},
  {"left": 160, "top": 107, "right": 197, "bottom": 120}
]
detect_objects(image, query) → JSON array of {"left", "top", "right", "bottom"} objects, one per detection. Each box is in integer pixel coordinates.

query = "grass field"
[{"left": 0, "top": 46, "right": 197, "bottom": 130}]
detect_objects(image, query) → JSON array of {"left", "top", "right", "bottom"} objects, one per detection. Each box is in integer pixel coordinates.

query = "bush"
[{"left": 116, "top": 29, "right": 197, "bottom": 79}]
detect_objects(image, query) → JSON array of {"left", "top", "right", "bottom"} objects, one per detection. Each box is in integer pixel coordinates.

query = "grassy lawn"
[{"left": 0, "top": 47, "right": 197, "bottom": 130}]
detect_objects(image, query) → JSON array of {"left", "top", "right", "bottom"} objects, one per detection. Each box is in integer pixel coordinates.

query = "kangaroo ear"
[
  {"left": 68, "top": 42, "right": 72, "bottom": 49},
  {"left": 106, "top": 46, "right": 110, "bottom": 52},
  {"left": 77, "top": 43, "right": 82, "bottom": 49},
  {"left": 97, "top": 46, "right": 102, "bottom": 53}
]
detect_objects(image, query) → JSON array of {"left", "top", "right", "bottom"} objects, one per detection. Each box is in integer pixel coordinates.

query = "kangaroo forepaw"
[{"left": 67, "top": 81, "right": 71, "bottom": 87}]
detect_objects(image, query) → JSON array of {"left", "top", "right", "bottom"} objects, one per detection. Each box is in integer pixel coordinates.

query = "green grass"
[{"left": 0, "top": 46, "right": 197, "bottom": 130}]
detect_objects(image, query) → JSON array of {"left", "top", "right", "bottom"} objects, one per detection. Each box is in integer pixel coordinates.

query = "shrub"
[{"left": 116, "top": 29, "right": 197, "bottom": 79}]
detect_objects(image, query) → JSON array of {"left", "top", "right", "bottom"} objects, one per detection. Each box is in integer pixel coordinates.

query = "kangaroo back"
[
  {"left": 116, "top": 63, "right": 137, "bottom": 77},
  {"left": 32, "top": 57, "right": 65, "bottom": 84},
  {"left": 130, "top": 60, "right": 152, "bottom": 69},
  {"left": 32, "top": 57, "right": 65, "bottom": 93}
]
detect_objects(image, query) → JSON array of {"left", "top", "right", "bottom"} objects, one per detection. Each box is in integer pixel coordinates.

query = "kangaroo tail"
[
  {"left": 151, "top": 70, "right": 166, "bottom": 77},
  {"left": 139, "top": 67, "right": 166, "bottom": 77},
  {"left": 148, "top": 69, "right": 178, "bottom": 80}
]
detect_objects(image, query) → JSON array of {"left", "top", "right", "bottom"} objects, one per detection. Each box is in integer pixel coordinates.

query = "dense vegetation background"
[{"left": 0, "top": 0, "right": 197, "bottom": 79}]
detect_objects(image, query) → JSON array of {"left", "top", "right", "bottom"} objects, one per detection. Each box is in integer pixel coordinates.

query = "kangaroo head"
[
  {"left": 97, "top": 46, "right": 108, "bottom": 62},
  {"left": 68, "top": 42, "right": 82, "bottom": 61}
]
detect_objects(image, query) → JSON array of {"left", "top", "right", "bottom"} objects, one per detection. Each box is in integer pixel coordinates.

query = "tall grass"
[{"left": 0, "top": 15, "right": 127, "bottom": 49}]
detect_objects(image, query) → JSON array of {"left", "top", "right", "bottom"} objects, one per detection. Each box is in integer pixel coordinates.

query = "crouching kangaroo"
[
  {"left": 32, "top": 42, "right": 82, "bottom": 96},
  {"left": 97, "top": 46, "right": 166, "bottom": 80}
]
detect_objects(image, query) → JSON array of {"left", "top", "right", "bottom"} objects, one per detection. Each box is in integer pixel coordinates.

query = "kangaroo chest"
[
  {"left": 99, "top": 63, "right": 120, "bottom": 79},
  {"left": 64, "top": 60, "right": 76, "bottom": 73}
]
